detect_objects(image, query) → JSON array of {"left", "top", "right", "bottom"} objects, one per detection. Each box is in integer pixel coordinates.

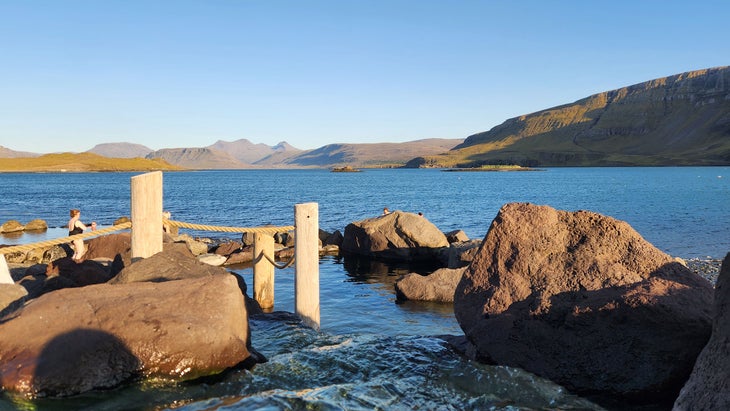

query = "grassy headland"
[{"left": 0, "top": 153, "right": 186, "bottom": 172}]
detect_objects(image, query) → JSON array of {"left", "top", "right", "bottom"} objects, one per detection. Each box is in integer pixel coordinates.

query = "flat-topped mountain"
[
  {"left": 87, "top": 142, "right": 153, "bottom": 158},
  {"left": 407, "top": 66, "right": 730, "bottom": 167}
]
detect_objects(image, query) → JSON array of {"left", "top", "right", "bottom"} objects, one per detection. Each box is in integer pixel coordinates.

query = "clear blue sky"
[{"left": 1, "top": 0, "right": 728, "bottom": 153}]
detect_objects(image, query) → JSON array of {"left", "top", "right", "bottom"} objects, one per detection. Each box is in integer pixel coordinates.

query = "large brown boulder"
[
  {"left": 454, "top": 203, "right": 713, "bottom": 401},
  {"left": 84, "top": 232, "right": 131, "bottom": 261},
  {"left": 110, "top": 242, "right": 227, "bottom": 284},
  {"left": 674, "top": 252, "right": 730, "bottom": 410},
  {"left": 342, "top": 211, "right": 449, "bottom": 261},
  {"left": 0, "top": 274, "right": 250, "bottom": 397},
  {"left": 395, "top": 267, "right": 465, "bottom": 302}
]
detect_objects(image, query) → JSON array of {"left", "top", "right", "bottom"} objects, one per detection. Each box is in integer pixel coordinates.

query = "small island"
[
  {"left": 442, "top": 164, "right": 541, "bottom": 172},
  {"left": 331, "top": 166, "right": 361, "bottom": 173}
]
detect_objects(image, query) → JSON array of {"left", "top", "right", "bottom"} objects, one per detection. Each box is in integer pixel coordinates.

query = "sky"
[{"left": 1, "top": 0, "right": 728, "bottom": 153}]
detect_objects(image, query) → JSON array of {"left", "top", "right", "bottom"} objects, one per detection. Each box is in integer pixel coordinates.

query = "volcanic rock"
[
  {"left": 0, "top": 274, "right": 250, "bottom": 397},
  {"left": 445, "top": 229, "right": 469, "bottom": 243},
  {"left": 110, "top": 242, "right": 227, "bottom": 284},
  {"left": 395, "top": 267, "right": 465, "bottom": 303},
  {"left": 84, "top": 233, "right": 131, "bottom": 262},
  {"left": 0, "top": 283, "right": 27, "bottom": 317},
  {"left": 342, "top": 211, "right": 449, "bottom": 262},
  {"left": 46, "top": 257, "right": 113, "bottom": 287},
  {"left": 446, "top": 240, "right": 482, "bottom": 268},
  {"left": 454, "top": 203, "right": 713, "bottom": 400},
  {"left": 674, "top": 252, "right": 730, "bottom": 410},
  {"left": 1, "top": 220, "right": 24, "bottom": 233},
  {"left": 24, "top": 219, "right": 48, "bottom": 231}
]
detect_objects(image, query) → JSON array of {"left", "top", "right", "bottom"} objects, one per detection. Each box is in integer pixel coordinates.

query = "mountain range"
[
  {"left": 2, "top": 66, "right": 729, "bottom": 168},
  {"left": 87, "top": 138, "right": 462, "bottom": 169}
]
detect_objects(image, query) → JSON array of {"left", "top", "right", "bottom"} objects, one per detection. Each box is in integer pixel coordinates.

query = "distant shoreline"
[{"left": 442, "top": 165, "right": 542, "bottom": 172}]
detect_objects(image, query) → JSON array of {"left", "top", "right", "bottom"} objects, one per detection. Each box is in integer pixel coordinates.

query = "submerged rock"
[{"left": 454, "top": 203, "right": 713, "bottom": 401}]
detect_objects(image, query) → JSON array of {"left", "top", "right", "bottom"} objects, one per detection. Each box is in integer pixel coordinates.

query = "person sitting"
[
  {"left": 383, "top": 207, "right": 391, "bottom": 215},
  {"left": 68, "top": 208, "right": 96, "bottom": 262}
]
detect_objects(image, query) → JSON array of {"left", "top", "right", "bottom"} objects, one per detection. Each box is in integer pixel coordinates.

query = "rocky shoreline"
[{"left": 1, "top": 206, "right": 728, "bottom": 409}]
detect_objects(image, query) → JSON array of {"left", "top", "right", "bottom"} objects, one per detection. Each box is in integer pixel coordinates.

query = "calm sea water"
[{"left": 1, "top": 167, "right": 728, "bottom": 410}]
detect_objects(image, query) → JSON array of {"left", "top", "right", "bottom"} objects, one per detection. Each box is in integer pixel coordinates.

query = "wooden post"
[
  {"left": 253, "top": 232, "right": 275, "bottom": 310},
  {"left": 0, "top": 254, "right": 12, "bottom": 284},
  {"left": 131, "top": 171, "right": 163, "bottom": 260},
  {"left": 294, "top": 202, "right": 320, "bottom": 330}
]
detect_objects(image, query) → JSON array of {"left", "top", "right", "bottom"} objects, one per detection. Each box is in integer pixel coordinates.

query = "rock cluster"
[
  {"left": 0, "top": 219, "right": 48, "bottom": 233},
  {"left": 0, "top": 233, "right": 260, "bottom": 398}
]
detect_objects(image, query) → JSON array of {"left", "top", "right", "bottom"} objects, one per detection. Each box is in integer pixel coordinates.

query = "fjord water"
[{"left": 1, "top": 167, "right": 728, "bottom": 410}]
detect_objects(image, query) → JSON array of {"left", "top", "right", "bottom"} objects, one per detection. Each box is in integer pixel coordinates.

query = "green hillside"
[
  {"left": 407, "top": 67, "right": 730, "bottom": 167},
  {"left": 0, "top": 152, "right": 185, "bottom": 172}
]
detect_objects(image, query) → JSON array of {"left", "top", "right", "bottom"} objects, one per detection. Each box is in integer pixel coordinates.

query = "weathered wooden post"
[
  {"left": 131, "top": 171, "right": 163, "bottom": 260},
  {"left": 0, "top": 254, "right": 12, "bottom": 284},
  {"left": 253, "top": 232, "right": 275, "bottom": 310},
  {"left": 294, "top": 202, "right": 320, "bottom": 330}
]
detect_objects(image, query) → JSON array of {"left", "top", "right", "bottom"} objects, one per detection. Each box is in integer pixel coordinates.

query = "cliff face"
[{"left": 422, "top": 67, "right": 730, "bottom": 167}]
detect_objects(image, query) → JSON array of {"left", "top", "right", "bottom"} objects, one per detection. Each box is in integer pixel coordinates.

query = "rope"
[
  {"left": 0, "top": 219, "right": 294, "bottom": 257},
  {"left": 0, "top": 222, "right": 132, "bottom": 255},
  {"left": 165, "top": 219, "right": 294, "bottom": 235},
  {"left": 253, "top": 250, "right": 296, "bottom": 270}
]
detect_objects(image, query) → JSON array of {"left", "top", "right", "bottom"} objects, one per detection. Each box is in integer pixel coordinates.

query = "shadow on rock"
[
  {"left": 32, "top": 329, "right": 141, "bottom": 398},
  {"left": 464, "top": 261, "right": 711, "bottom": 409}
]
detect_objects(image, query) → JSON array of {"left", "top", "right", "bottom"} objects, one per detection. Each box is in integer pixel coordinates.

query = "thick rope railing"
[
  {"left": 1, "top": 219, "right": 296, "bottom": 269},
  {"left": 164, "top": 219, "right": 294, "bottom": 235},
  {"left": 0, "top": 222, "right": 133, "bottom": 255},
  {"left": 167, "top": 219, "right": 296, "bottom": 270}
]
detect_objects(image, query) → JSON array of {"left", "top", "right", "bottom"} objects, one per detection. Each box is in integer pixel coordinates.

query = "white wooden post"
[
  {"left": 0, "top": 254, "right": 12, "bottom": 284},
  {"left": 253, "top": 232, "right": 275, "bottom": 310},
  {"left": 131, "top": 171, "right": 163, "bottom": 260},
  {"left": 295, "top": 202, "right": 320, "bottom": 330}
]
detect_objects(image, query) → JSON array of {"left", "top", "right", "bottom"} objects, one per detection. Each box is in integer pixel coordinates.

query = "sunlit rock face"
[
  {"left": 342, "top": 211, "right": 448, "bottom": 262},
  {"left": 0, "top": 274, "right": 250, "bottom": 397},
  {"left": 454, "top": 202, "right": 713, "bottom": 401}
]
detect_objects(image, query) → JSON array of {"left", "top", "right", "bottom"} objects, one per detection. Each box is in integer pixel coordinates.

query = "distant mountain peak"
[
  {"left": 0, "top": 145, "right": 40, "bottom": 158},
  {"left": 87, "top": 142, "right": 153, "bottom": 158}
]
